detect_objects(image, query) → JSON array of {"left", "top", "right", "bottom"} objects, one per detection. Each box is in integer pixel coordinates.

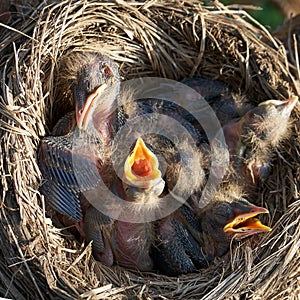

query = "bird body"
[
  {"left": 84, "top": 203, "right": 154, "bottom": 271},
  {"left": 154, "top": 184, "right": 271, "bottom": 276},
  {"left": 38, "top": 130, "right": 103, "bottom": 221},
  {"left": 154, "top": 204, "right": 208, "bottom": 275},
  {"left": 181, "top": 77, "right": 253, "bottom": 125},
  {"left": 181, "top": 77, "right": 298, "bottom": 185},
  {"left": 81, "top": 137, "right": 165, "bottom": 271},
  {"left": 39, "top": 52, "right": 120, "bottom": 222},
  {"left": 111, "top": 220, "right": 154, "bottom": 271}
]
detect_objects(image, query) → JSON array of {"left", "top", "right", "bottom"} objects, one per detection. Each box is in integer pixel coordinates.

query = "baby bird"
[
  {"left": 180, "top": 78, "right": 298, "bottom": 184},
  {"left": 52, "top": 51, "right": 120, "bottom": 135},
  {"left": 223, "top": 97, "right": 298, "bottom": 184},
  {"left": 194, "top": 186, "right": 271, "bottom": 262},
  {"left": 39, "top": 52, "right": 120, "bottom": 221},
  {"left": 153, "top": 203, "right": 208, "bottom": 275},
  {"left": 153, "top": 185, "right": 271, "bottom": 276},
  {"left": 84, "top": 137, "right": 165, "bottom": 271},
  {"left": 86, "top": 120, "right": 205, "bottom": 271}
]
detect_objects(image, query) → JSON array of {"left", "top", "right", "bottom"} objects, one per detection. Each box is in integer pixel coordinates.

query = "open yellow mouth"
[
  {"left": 223, "top": 206, "right": 271, "bottom": 238},
  {"left": 124, "top": 137, "right": 162, "bottom": 188}
]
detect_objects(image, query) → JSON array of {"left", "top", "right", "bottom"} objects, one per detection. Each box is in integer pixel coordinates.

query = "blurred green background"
[{"left": 219, "top": 0, "right": 285, "bottom": 30}]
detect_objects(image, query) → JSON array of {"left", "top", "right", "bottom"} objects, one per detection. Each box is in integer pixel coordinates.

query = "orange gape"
[
  {"left": 125, "top": 137, "right": 161, "bottom": 183},
  {"left": 132, "top": 159, "right": 152, "bottom": 177}
]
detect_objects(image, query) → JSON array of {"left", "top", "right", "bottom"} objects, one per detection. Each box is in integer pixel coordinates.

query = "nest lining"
[{"left": 0, "top": 0, "right": 299, "bottom": 299}]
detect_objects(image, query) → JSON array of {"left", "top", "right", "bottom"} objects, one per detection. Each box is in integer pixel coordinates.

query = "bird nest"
[{"left": 0, "top": 0, "right": 299, "bottom": 299}]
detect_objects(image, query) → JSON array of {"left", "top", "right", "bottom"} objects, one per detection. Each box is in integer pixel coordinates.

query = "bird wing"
[
  {"left": 154, "top": 205, "right": 208, "bottom": 276},
  {"left": 39, "top": 131, "right": 102, "bottom": 221},
  {"left": 83, "top": 206, "right": 114, "bottom": 266},
  {"left": 135, "top": 98, "right": 205, "bottom": 144}
]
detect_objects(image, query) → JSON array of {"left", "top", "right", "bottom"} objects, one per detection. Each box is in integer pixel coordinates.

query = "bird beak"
[
  {"left": 76, "top": 83, "right": 108, "bottom": 130},
  {"left": 223, "top": 205, "right": 271, "bottom": 239},
  {"left": 258, "top": 96, "right": 298, "bottom": 117},
  {"left": 124, "top": 137, "right": 162, "bottom": 189}
]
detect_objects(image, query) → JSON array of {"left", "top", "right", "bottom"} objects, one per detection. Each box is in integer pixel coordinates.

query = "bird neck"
[
  {"left": 93, "top": 100, "right": 120, "bottom": 142},
  {"left": 200, "top": 216, "right": 232, "bottom": 259}
]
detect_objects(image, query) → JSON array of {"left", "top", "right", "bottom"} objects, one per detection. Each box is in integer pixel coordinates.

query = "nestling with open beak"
[
  {"left": 115, "top": 132, "right": 205, "bottom": 273},
  {"left": 92, "top": 128, "right": 205, "bottom": 271},
  {"left": 119, "top": 92, "right": 207, "bottom": 195},
  {"left": 84, "top": 137, "right": 165, "bottom": 271},
  {"left": 194, "top": 185, "right": 271, "bottom": 261},
  {"left": 154, "top": 184, "right": 271, "bottom": 276}
]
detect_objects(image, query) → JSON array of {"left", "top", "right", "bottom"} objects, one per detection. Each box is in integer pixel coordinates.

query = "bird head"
[
  {"left": 72, "top": 53, "right": 119, "bottom": 130},
  {"left": 199, "top": 185, "right": 272, "bottom": 239},
  {"left": 242, "top": 96, "right": 298, "bottom": 148},
  {"left": 224, "top": 97, "right": 297, "bottom": 183},
  {"left": 123, "top": 137, "right": 165, "bottom": 202},
  {"left": 198, "top": 196, "right": 271, "bottom": 259}
]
